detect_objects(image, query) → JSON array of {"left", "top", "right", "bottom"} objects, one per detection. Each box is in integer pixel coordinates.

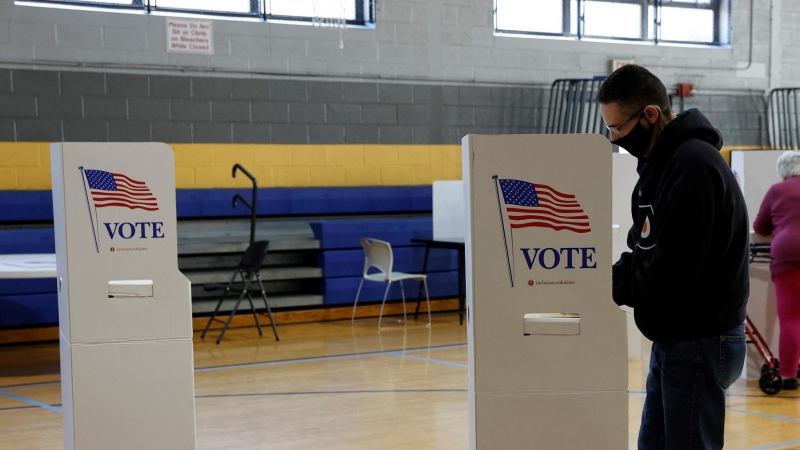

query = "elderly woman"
[{"left": 754, "top": 150, "right": 800, "bottom": 390}]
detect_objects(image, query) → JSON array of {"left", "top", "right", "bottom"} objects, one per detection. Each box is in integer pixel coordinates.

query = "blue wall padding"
[
  {"left": 309, "top": 218, "right": 433, "bottom": 250},
  {"left": 0, "top": 229, "right": 55, "bottom": 255},
  {"left": 311, "top": 217, "right": 458, "bottom": 307},
  {"left": 1, "top": 186, "right": 433, "bottom": 222},
  {"left": 0, "top": 293, "right": 58, "bottom": 327},
  {"left": 0, "top": 278, "right": 56, "bottom": 295},
  {"left": 0, "top": 186, "right": 439, "bottom": 327},
  {"left": 177, "top": 186, "right": 433, "bottom": 217},
  {"left": 321, "top": 271, "right": 458, "bottom": 306},
  {"left": 319, "top": 247, "right": 458, "bottom": 278},
  {"left": 0, "top": 191, "right": 54, "bottom": 222}
]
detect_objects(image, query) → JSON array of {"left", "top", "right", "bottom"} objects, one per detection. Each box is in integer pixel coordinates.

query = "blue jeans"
[{"left": 638, "top": 323, "right": 746, "bottom": 450}]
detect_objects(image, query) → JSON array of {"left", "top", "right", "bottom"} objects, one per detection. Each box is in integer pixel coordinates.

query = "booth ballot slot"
[
  {"left": 523, "top": 313, "right": 581, "bottom": 336},
  {"left": 108, "top": 280, "right": 154, "bottom": 298}
]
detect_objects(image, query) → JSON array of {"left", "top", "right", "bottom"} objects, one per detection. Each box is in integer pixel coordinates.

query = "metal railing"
[
  {"left": 545, "top": 78, "right": 609, "bottom": 137},
  {"left": 767, "top": 88, "right": 800, "bottom": 150}
]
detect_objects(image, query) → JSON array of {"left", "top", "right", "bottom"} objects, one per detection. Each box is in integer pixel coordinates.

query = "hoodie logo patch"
[{"left": 637, "top": 205, "right": 655, "bottom": 250}]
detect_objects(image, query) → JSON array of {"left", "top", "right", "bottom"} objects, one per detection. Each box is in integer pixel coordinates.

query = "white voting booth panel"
[
  {"left": 731, "top": 150, "right": 783, "bottom": 380},
  {"left": 464, "top": 135, "right": 627, "bottom": 450},
  {"left": 433, "top": 155, "right": 644, "bottom": 362},
  {"left": 433, "top": 180, "right": 466, "bottom": 240},
  {"left": 730, "top": 150, "right": 784, "bottom": 227},
  {"left": 52, "top": 142, "right": 196, "bottom": 450},
  {"left": 612, "top": 153, "right": 647, "bottom": 361},
  {"left": 611, "top": 153, "right": 638, "bottom": 264}
]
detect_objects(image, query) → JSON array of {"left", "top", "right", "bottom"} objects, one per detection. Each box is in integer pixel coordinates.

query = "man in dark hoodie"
[{"left": 598, "top": 65, "right": 749, "bottom": 450}]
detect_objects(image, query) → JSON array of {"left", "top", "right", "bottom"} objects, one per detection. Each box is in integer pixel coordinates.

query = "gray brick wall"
[
  {"left": 0, "top": 0, "right": 784, "bottom": 146},
  {"left": 2, "top": 0, "right": 776, "bottom": 91},
  {"left": 681, "top": 95, "right": 765, "bottom": 148},
  {"left": 0, "top": 67, "right": 761, "bottom": 145}
]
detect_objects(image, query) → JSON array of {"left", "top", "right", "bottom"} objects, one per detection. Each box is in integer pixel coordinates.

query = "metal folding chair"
[{"left": 201, "top": 240, "right": 280, "bottom": 344}]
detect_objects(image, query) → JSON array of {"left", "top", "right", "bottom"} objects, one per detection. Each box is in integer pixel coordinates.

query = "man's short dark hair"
[{"left": 597, "top": 64, "right": 672, "bottom": 117}]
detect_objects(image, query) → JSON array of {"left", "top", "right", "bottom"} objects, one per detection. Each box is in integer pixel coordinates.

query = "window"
[
  {"left": 153, "top": 1, "right": 255, "bottom": 16},
  {"left": 495, "top": 0, "right": 730, "bottom": 46},
  {"left": 27, "top": 0, "right": 374, "bottom": 25}
]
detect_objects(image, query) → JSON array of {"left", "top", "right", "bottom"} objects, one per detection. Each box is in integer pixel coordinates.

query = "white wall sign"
[{"left": 166, "top": 18, "right": 214, "bottom": 55}]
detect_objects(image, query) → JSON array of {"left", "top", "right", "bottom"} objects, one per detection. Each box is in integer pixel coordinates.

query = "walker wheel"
[
  {"left": 761, "top": 360, "right": 780, "bottom": 374},
  {"left": 759, "top": 370, "right": 783, "bottom": 396}
]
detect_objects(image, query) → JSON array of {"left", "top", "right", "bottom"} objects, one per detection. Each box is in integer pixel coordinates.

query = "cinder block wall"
[
  {"left": 0, "top": 142, "right": 462, "bottom": 190},
  {"left": 0, "top": 0, "right": 786, "bottom": 147},
  {"left": 0, "top": 68, "right": 762, "bottom": 146}
]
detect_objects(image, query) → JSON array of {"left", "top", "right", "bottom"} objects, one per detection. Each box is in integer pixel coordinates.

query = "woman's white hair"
[{"left": 776, "top": 150, "right": 800, "bottom": 179}]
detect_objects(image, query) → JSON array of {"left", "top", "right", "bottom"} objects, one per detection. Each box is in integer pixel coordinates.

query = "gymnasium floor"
[{"left": 0, "top": 312, "right": 798, "bottom": 450}]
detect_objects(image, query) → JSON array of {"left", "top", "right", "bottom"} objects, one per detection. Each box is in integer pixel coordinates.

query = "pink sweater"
[{"left": 754, "top": 176, "right": 800, "bottom": 277}]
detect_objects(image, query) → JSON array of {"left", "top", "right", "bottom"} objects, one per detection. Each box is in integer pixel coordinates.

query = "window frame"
[
  {"left": 655, "top": 0, "right": 728, "bottom": 45},
  {"left": 494, "top": 0, "right": 730, "bottom": 47},
  {"left": 26, "top": 0, "right": 376, "bottom": 27},
  {"left": 577, "top": 0, "right": 649, "bottom": 43},
  {"left": 147, "top": 0, "right": 262, "bottom": 19}
]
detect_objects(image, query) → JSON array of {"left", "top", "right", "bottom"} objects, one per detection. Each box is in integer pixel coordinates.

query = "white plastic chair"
[{"left": 351, "top": 238, "right": 431, "bottom": 329}]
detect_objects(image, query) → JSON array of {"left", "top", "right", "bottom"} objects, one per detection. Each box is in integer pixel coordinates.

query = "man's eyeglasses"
[{"left": 605, "top": 105, "right": 648, "bottom": 135}]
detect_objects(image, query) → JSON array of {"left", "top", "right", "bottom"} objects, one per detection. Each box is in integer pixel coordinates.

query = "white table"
[{"left": 0, "top": 254, "right": 57, "bottom": 279}]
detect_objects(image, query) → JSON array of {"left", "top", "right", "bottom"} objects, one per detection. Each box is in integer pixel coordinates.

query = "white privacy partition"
[
  {"left": 612, "top": 152, "right": 638, "bottom": 264},
  {"left": 0, "top": 254, "right": 56, "bottom": 279},
  {"left": 612, "top": 152, "right": 646, "bottom": 361},
  {"left": 730, "top": 150, "right": 784, "bottom": 229},
  {"left": 463, "top": 134, "right": 627, "bottom": 450},
  {"left": 731, "top": 150, "right": 784, "bottom": 380},
  {"left": 52, "top": 143, "right": 196, "bottom": 450},
  {"left": 433, "top": 180, "right": 465, "bottom": 240}
]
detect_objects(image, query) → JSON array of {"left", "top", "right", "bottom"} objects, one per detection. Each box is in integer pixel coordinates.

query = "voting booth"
[
  {"left": 463, "top": 134, "right": 627, "bottom": 449},
  {"left": 433, "top": 180, "right": 467, "bottom": 241},
  {"left": 731, "top": 150, "right": 784, "bottom": 380},
  {"left": 612, "top": 152, "right": 646, "bottom": 361},
  {"left": 730, "top": 150, "right": 784, "bottom": 226},
  {"left": 51, "top": 143, "right": 196, "bottom": 450}
]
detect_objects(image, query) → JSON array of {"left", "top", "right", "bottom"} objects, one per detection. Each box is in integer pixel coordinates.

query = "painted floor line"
[
  {"left": 631, "top": 393, "right": 800, "bottom": 424},
  {"left": 747, "top": 439, "right": 800, "bottom": 450},
  {"left": 727, "top": 408, "right": 800, "bottom": 424},
  {"left": 195, "top": 342, "right": 466, "bottom": 373},
  {"left": 0, "top": 405, "right": 39, "bottom": 412},
  {"left": 3, "top": 381, "right": 61, "bottom": 391},
  {"left": 402, "top": 343, "right": 468, "bottom": 353},
  {"left": 197, "top": 388, "right": 468, "bottom": 399},
  {"left": 389, "top": 352, "right": 469, "bottom": 369},
  {"left": 0, "top": 389, "right": 61, "bottom": 413}
]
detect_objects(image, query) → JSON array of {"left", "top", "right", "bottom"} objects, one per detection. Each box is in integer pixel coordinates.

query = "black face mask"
[{"left": 611, "top": 115, "right": 656, "bottom": 159}]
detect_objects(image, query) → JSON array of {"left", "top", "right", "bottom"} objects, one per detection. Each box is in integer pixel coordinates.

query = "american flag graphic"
[
  {"left": 498, "top": 179, "right": 590, "bottom": 233},
  {"left": 84, "top": 170, "right": 159, "bottom": 211}
]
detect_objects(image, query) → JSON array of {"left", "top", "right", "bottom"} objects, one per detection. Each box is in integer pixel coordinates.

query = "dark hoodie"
[{"left": 612, "top": 109, "right": 749, "bottom": 341}]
